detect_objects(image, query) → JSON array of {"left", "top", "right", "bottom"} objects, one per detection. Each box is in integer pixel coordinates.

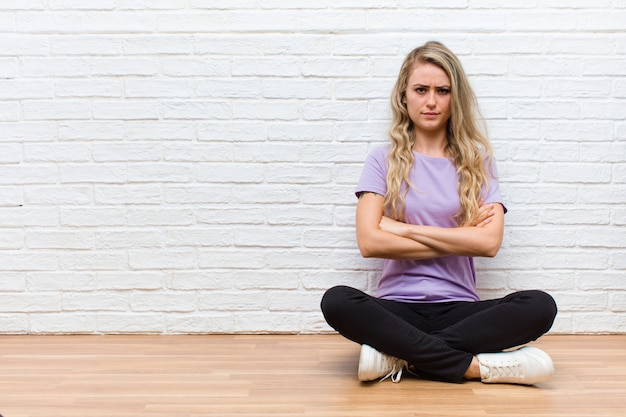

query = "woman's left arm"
[{"left": 379, "top": 203, "right": 505, "bottom": 258}]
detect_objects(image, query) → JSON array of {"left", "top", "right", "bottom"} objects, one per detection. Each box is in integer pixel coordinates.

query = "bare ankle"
[{"left": 464, "top": 356, "right": 481, "bottom": 380}]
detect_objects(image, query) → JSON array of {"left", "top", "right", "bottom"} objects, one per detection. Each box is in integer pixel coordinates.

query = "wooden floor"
[{"left": 0, "top": 334, "right": 624, "bottom": 417}]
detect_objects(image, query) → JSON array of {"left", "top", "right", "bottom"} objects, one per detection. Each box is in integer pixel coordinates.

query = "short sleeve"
[
  {"left": 481, "top": 156, "right": 508, "bottom": 214},
  {"left": 355, "top": 146, "right": 389, "bottom": 199}
]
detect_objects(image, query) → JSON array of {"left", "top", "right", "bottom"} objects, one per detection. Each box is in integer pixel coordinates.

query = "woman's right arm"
[{"left": 356, "top": 192, "right": 447, "bottom": 260}]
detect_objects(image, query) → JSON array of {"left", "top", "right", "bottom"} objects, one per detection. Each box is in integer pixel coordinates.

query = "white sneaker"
[
  {"left": 358, "top": 344, "right": 408, "bottom": 383},
  {"left": 477, "top": 346, "right": 554, "bottom": 385}
]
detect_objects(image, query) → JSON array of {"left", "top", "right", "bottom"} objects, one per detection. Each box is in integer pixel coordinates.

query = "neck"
[{"left": 413, "top": 132, "right": 448, "bottom": 158}]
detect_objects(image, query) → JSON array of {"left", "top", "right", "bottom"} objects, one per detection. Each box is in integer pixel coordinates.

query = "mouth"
[{"left": 422, "top": 112, "right": 439, "bottom": 117}]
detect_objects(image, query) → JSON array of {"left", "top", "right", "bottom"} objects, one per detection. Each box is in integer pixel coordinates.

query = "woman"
[{"left": 321, "top": 41, "right": 557, "bottom": 385}]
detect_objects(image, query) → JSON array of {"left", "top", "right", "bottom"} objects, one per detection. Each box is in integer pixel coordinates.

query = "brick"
[
  {"left": 541, "top": 121, "right": 613, "bottom": 142},
  {"left": 131, "top": 291, "right": 197, "bottom": 312},
  {"left": 158, "top": 11, "right": 299, "bottom": 33},
  {"left": 232, "top": 227, "right": 302, "bottom": 248},
  {"left": 198, "top": 122, "right": 267, "bottom": 142},
  {"left": 0, "top": 80, "right": 52, "bottom": 99},
  {"left": 162, "top": 57, "right": 230, "bottom": 77},
  {"left": 98, "top": 272, "right": 165, "bottom": 290},
  {"left": 127, "top": 208, "right": 195, "bottom": 226},
  {"left": 23, "top": 100, "right": 91, "bottom": 120},
  {"left": 93, "top": 100, "right": 161, "bottom": 120},
  {"left": 125, "top": 79, "right": 195, "bottom": 98},
  {"left": 0, "top": 164, "right": 58, "bottom": 185},
  {"left": 0, "top": 143, "right": 22, "bottom": 163},
  {"left": 540, "top": 163, "right": 611, "bottom": 183},
  {"left": 55, "top": 79, "right": 123, "bottom": 98},
  {"left": 542, "top": 208, "right": 610, "bottom": 225},
  {"left": 544, "top": 78, "right": 611, "bottom": 98},
  {"left": 166, "top": 228, "right": 233, "bottom": 247},
  {"left": 229, "top": 143, "right": 296, "bottom": 165},
  {"left": 50, "top": 35, "right": 122, "bottom": 55},
  {"left": 60, "top": 207, "right": 125, "bottom": 227},
  {"left": 0, "top": 207, "right": 58, "bottom": 227},
  {"left": 58, "top": 121, "right": 125, "bottom": 140},
  {"left": 505, "top": 11, "right": 578, "bottom": 31},
  {"left": 30, "top": 313, "right": 97, "bottom": 333},
  {"left": 266, "top": 164, "right": 333, "bottom": 184},
  {"left": 49, "top": 0, "right": 116, "bottom": 10},
  {"left": 301, "top": 57, "right": 368, "bottom": 77},
  {"left": 25, "top": 186, "right": 90, "bottom": 205},
  {"left": 509, "top": 101, "right": 580, "bottom": 120},
  {"left": 0, "top": 229, "right": 25, "bottom": 250},
  {"left": 25, "top": 231, "right": 95, "bottom": 250},
  {"left": 161, "top": 101, "right": 231, "bottom": 120},
  {"left": 24, "top": 143, "right": 91, "bottom": 162},
  {"left": 300, "top": 11, "right": 366, "bottom": 31},
  {"left": 473, "top": 78, "right": 542, "bottom": 98},
  {"left": 0, "top": 315, "right": 28, "bottom": 333},
  {"left": 98, "top": 313, "right": 165, "bottom": 333},
  {"left": 90, "top": 58, "right": 160, "bottom": 76},
  {"left": 301, "top": 101, "right": 368, "bottom": 121},
  {"left": 0, "top": 35, "right": 49, "bottom": 55},
  {"left": 17, "top": 12, "right": 154, "bottom": 33},
  {"left": 59, "top": 251, "right": 128, "bottom": 271},
  {"left": 267, "top": 122, "right": 334, "bottom": 142},
  {"left": 196, "top": 163, "right": 265, "bottom": 183},
  {"left": 232, "top": 101, "right": 299, "bottom": 121},
  {"left": 95, "top": 230, "right": 163, "bottom": 249},
  {"left": 577, "top": 227, "right": 626, "bottom": 248},
  {"left": 198, "top": 249, "right": 266, "bottom": 269},
  {"left": 93, "top": 143, "right": 162, "bottom": 162},
  {"left": 59, "top": 163, "right": 126, "bottom": 184},
  {"left": 27, "top": 272, "right": 97, "bottom": 291},
  {"left": 263, "top": 79, "right": 332, "bottom": 99},
  {"left": 303, "top": 228, "right": 355, "bottom": 248},
  {"left": 119, "top": 0, "right": 184, "bottom": 9},
  {"left": 197, "top": 79, "right": 262, "bottom": 99},
  {"left": 127, "top": 163, "right": 194, "bottom": 183},
  {"left": 0, "top": 58, "right": 18, "bottom": 78},
  {"left": 129, "top": 249, "right": 197, "bottom": 270},
  {"left": 0, "top": 293, "right": 61, "bottom": 312},
  {"left": 0, "top": 0, "right": 46, "bottom": 9},
  {"left": 265, "top": 205, "right": 334, "bottom": 225},
  {"left": 126, "top": 121, "right": 194, "bottom": 140}
]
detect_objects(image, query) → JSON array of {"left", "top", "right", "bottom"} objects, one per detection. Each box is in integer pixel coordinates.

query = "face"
[{"left": 402, "top": 62, "right": 452, "bottom": 137}]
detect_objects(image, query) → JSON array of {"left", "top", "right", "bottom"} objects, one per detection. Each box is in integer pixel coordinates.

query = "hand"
[
  {"left": 469, "top": 201, "right": 496, "bottom": 228},
  {"left": 379, "top": 216, "right": 409, "bottom": 237}
]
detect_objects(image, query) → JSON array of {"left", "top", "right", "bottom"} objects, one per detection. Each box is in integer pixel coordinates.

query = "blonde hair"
[{"left": 386, "top": 41, "right": 493, "bottom": 225}]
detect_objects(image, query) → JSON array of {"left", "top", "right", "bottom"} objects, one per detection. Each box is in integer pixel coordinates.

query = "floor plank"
[{"left": 0, "top": 334, "right": 624, "bottom": 417}]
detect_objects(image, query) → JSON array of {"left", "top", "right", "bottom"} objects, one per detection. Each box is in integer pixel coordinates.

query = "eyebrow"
[{"left": 411, "top": 83, "right": 451, "bottom": 88}]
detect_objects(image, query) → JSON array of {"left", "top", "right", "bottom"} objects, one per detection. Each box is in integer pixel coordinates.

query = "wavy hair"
[{"left": 386, "top": 41, "right": 493, "bottom": 225}]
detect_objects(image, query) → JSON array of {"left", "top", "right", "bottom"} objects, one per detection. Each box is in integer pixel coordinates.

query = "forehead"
[{"left": 407, "top": 62, "right": 450, "bottom": 86}]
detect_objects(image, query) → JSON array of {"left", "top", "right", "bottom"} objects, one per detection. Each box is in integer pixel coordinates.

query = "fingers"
[
  {"left": 472, "top": 203, "right": 495, "bottom": 227},
  {"left": 475, "top": 216, "right": 493, "bottom": 228}
]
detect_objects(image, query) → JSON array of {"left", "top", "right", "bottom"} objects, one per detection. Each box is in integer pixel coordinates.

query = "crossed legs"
[{"left": 321, "top": 285, "right": 557, "bottom": 383}]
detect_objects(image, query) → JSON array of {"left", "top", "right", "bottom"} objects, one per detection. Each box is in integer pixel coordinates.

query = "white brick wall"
[{"left": 0, "top": 1, "right": 624, "bottom": 334}]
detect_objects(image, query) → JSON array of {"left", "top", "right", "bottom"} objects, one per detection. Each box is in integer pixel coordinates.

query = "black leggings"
[{"left": 321, "top": 285, "right": 557, "bottom": 383}]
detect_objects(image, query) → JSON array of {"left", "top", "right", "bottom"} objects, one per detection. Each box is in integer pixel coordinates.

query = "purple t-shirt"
[{"left": 356, "top": 145, "right": 506, "bottom": 303}]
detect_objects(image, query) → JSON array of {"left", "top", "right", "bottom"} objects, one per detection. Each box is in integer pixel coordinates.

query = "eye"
[
  {"left": 437, "top": 88, "right": 450, "bottom": 95},
  {"left": 415, "top": 87, "right": 427, "bottom": 94}
]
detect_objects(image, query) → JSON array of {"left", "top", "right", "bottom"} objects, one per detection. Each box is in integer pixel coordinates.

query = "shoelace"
[
  {"left": 379, "top": 364, "right": 404, "bottom": 383},
  {"left": 486, "top": 363, "right": 521, "bottom": 379}
]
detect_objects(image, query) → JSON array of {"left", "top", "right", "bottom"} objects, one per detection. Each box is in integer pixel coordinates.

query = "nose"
[{"left": 426, "top": 90, "right": 436, "bottom": 107}]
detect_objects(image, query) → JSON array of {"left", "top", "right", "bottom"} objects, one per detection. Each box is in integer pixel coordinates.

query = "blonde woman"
[{"left": 321, "top": 42, "right": 557, "bottom": 385}]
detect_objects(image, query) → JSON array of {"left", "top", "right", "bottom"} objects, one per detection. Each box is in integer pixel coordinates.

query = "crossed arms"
[{"left": 355, "top": 192, "right": 505, "bottom": 261}]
